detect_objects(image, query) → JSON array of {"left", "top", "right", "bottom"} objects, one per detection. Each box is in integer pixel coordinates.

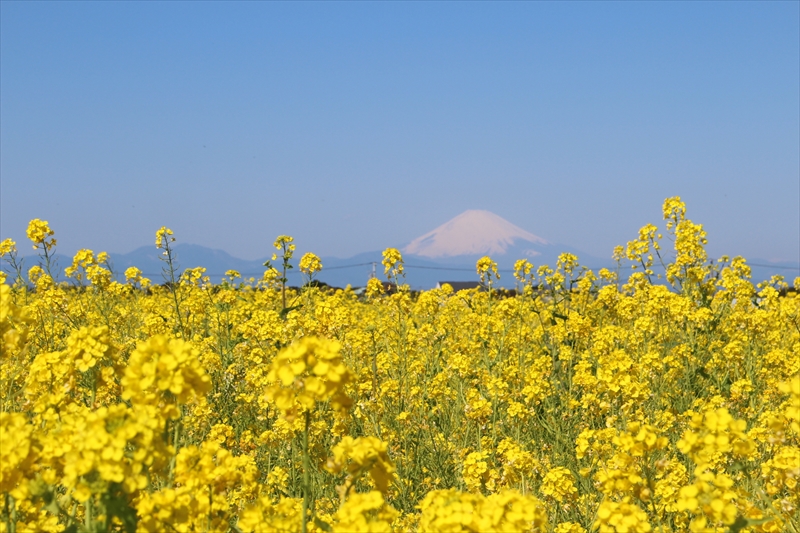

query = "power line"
[
  {"left": 748, "top": 263, "right": 800, "bottom": 271},
  {"left": 403, "top": 264, "right": 637, "bottom": 272},
  {"left": 133, "top": 262, "right": 376, "bottom": 277},
  {"left": 24, "top": 260, "right": 799, "bottom": 280},
  {"left": 324, "top": 262, "right": 374, "bottom": 270},
  {"left": 404, "top": 264, "right": 480, "bottom": 272}
]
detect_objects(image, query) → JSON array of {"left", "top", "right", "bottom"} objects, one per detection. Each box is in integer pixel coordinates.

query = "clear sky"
[{"left": 2, "top": 1, "right": 798, "bottom": 263}]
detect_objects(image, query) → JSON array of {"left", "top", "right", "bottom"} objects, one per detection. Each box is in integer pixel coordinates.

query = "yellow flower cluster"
[
  {"left": 0, "top": 238, "right": 15, "bottom": 257},
  {"left": 26, "top": 218, "right": 56, "bottom": 251},
  {"left": 124, "top": 266, "right": 151, "bottom": 288},
  {"left": 462, "top": 451, "right": 497, "bottom": 493},
  {"left": 595, "top": 498, "right": 652, "bottom": 532},
  {"left": 332, "top": 491, "right": 398, "bottom": 533},
  {"left": 299, "top": 252, "right": 323, "bottom": 277},
  {"left": 540, "top": 466, "right": 577, "bottom": 504},
  {"left": 365, "top": 276, "right": 385, "bottom": 298},
  {"left": 155, "top": 226, "right": 175, "bottom": 249},
  {"left": 476, "top": 256, "right": 499, "bottom": 287},
  {"left": 381, "top": 247, "right": 404, "bottom": 281},
  {"left": 273, "top": 235, "right": 295, "bottom": 259},
  {"left": 326, "top": 435, "right": 396, "bottom": 494},
  {"left": 1, "top": 197, "right": 799, "bottom": 532},
  {"left": 265, "top": 336, "right": 352, "bottom": 419},
  {"left": 121, "top": 335, "right": 212, "bottom": 417},
  {"left": 0, "top": 412, "right": 35, "bottom": 493},
  {"left": 25, "top": 325, "right": 119, "bottom": 412},
  {"left": 0, "top": 284, "right": 30, "bottom": 358},
  {"left": 137, "top": 439, "right": 258, "bottom": 532},
  {"left": 417, "top": 488, "right": 547, "bottom": 532}
]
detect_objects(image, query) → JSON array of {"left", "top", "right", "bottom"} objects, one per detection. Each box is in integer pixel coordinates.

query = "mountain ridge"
[
  {"left": 404, "top": 209, "right": 548, "bottom": 258},
  {"left": 7, "top": 245, "right": 798, "bottom": 290},
  {"left": 5, "top": 209, "right": 798, "bottom": 288}
]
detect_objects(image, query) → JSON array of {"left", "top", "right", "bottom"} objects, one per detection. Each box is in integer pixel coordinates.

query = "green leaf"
[
  {"left": 314, "top": 516, "right": 333, "bottom": 532},
  {"left": 728, "top": 516, "right": 749, "bottom": 533},
  {"left": 101, "top": 483, "right": 138, "bottom": 533},
  {"left": 280, "top": 304, "right": 303, "bottom": 319}
]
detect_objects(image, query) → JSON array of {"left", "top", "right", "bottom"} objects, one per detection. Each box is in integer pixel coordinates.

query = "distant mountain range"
[{"left": 6, "top": 211, "right": 798, "bottom": 289}]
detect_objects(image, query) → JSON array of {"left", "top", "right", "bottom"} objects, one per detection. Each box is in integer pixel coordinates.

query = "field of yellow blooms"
[{"left": 1, "top": 197, "right": 798, "bottom": 533}]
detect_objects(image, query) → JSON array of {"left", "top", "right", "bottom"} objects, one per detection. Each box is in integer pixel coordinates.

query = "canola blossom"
[{"left": 0, "top": 197, "right": 799, "bottom": 533}]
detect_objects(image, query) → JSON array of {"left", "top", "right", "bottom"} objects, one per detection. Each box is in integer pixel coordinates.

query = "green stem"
[
  {"left": 4, "top": 493, "right": 16, "bottom": 533},
  {"left": 168, "top": 417, "right": 182, "bottom": 487},
  {"left": 84, "top": 492, "right": 93, "bottom": 532},
  {"left": 207, "top": 485, "right": 213, "bottom": 532},
  {"left": 301, "top": 410, "right": 311, "bottom": 533},
  {"left": 282, "top": 260, "right": 287, "bottom": 311},
  {"left": 162, "top": 240, "right": 185, "bottom": 334},
  {"left": 42, "top": 241, "right": 54, "bottom": 279}
]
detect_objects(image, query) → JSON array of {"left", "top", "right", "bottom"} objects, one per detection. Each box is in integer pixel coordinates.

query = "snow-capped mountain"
[
  {"left": 403, "top": 210, "right": 548, "bottom": 259},
  {"left": 395, "top": 210, "right": 615, "bottom": 287}
]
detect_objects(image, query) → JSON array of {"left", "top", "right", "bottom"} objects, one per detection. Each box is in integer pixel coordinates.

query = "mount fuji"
[
  {"left": 314, "top": 210, "right": 612, "bottom": 289},
  {"left": 403, "top": 210, "right": 550, "bottom": 260}
]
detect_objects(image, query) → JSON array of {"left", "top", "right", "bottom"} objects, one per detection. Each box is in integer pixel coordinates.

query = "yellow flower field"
[{"left": 1, "top": 198, "right": 798, "bottom": 533}]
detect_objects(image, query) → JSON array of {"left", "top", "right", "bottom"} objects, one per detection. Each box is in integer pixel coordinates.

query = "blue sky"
[{"left": 1, "top": 1, "right": 798, "bottom": 263}]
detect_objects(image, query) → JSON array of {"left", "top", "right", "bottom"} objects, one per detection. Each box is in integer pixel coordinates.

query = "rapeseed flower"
[
  {"left": 381, "top": 248, "right": 404, "bottom": 287},
  {"left": 476, "top": 256, "right": 499, "bottom": 287},
  {"left": 327, "top": 436, "right": 396, "bottom": 495},
  {"left": 265, "top": 336, "right": 352, "bottom": 420},
  {"left": 595, "top": 498, "right": 652, "bottom": 532},
  {"left": 540, "top": 466, "right": 578, "bottom": 503},
  {"left": 1, "top": 201, "right": 799, "bottom": 532},
  {"left": 299, "top": 253, "right": 323, "bottom": 277},
  {"left": 155, "top": 226, "right": 174, "bottom": 249},
  {"left": 26, "top": 219, "right": 56, "bottom": 250},
  {"left": 121, "top": 335, "right": 212, "bottom": 417},
  {"left": 331, "top": 491, "right": 398, "bottom": 533}
]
